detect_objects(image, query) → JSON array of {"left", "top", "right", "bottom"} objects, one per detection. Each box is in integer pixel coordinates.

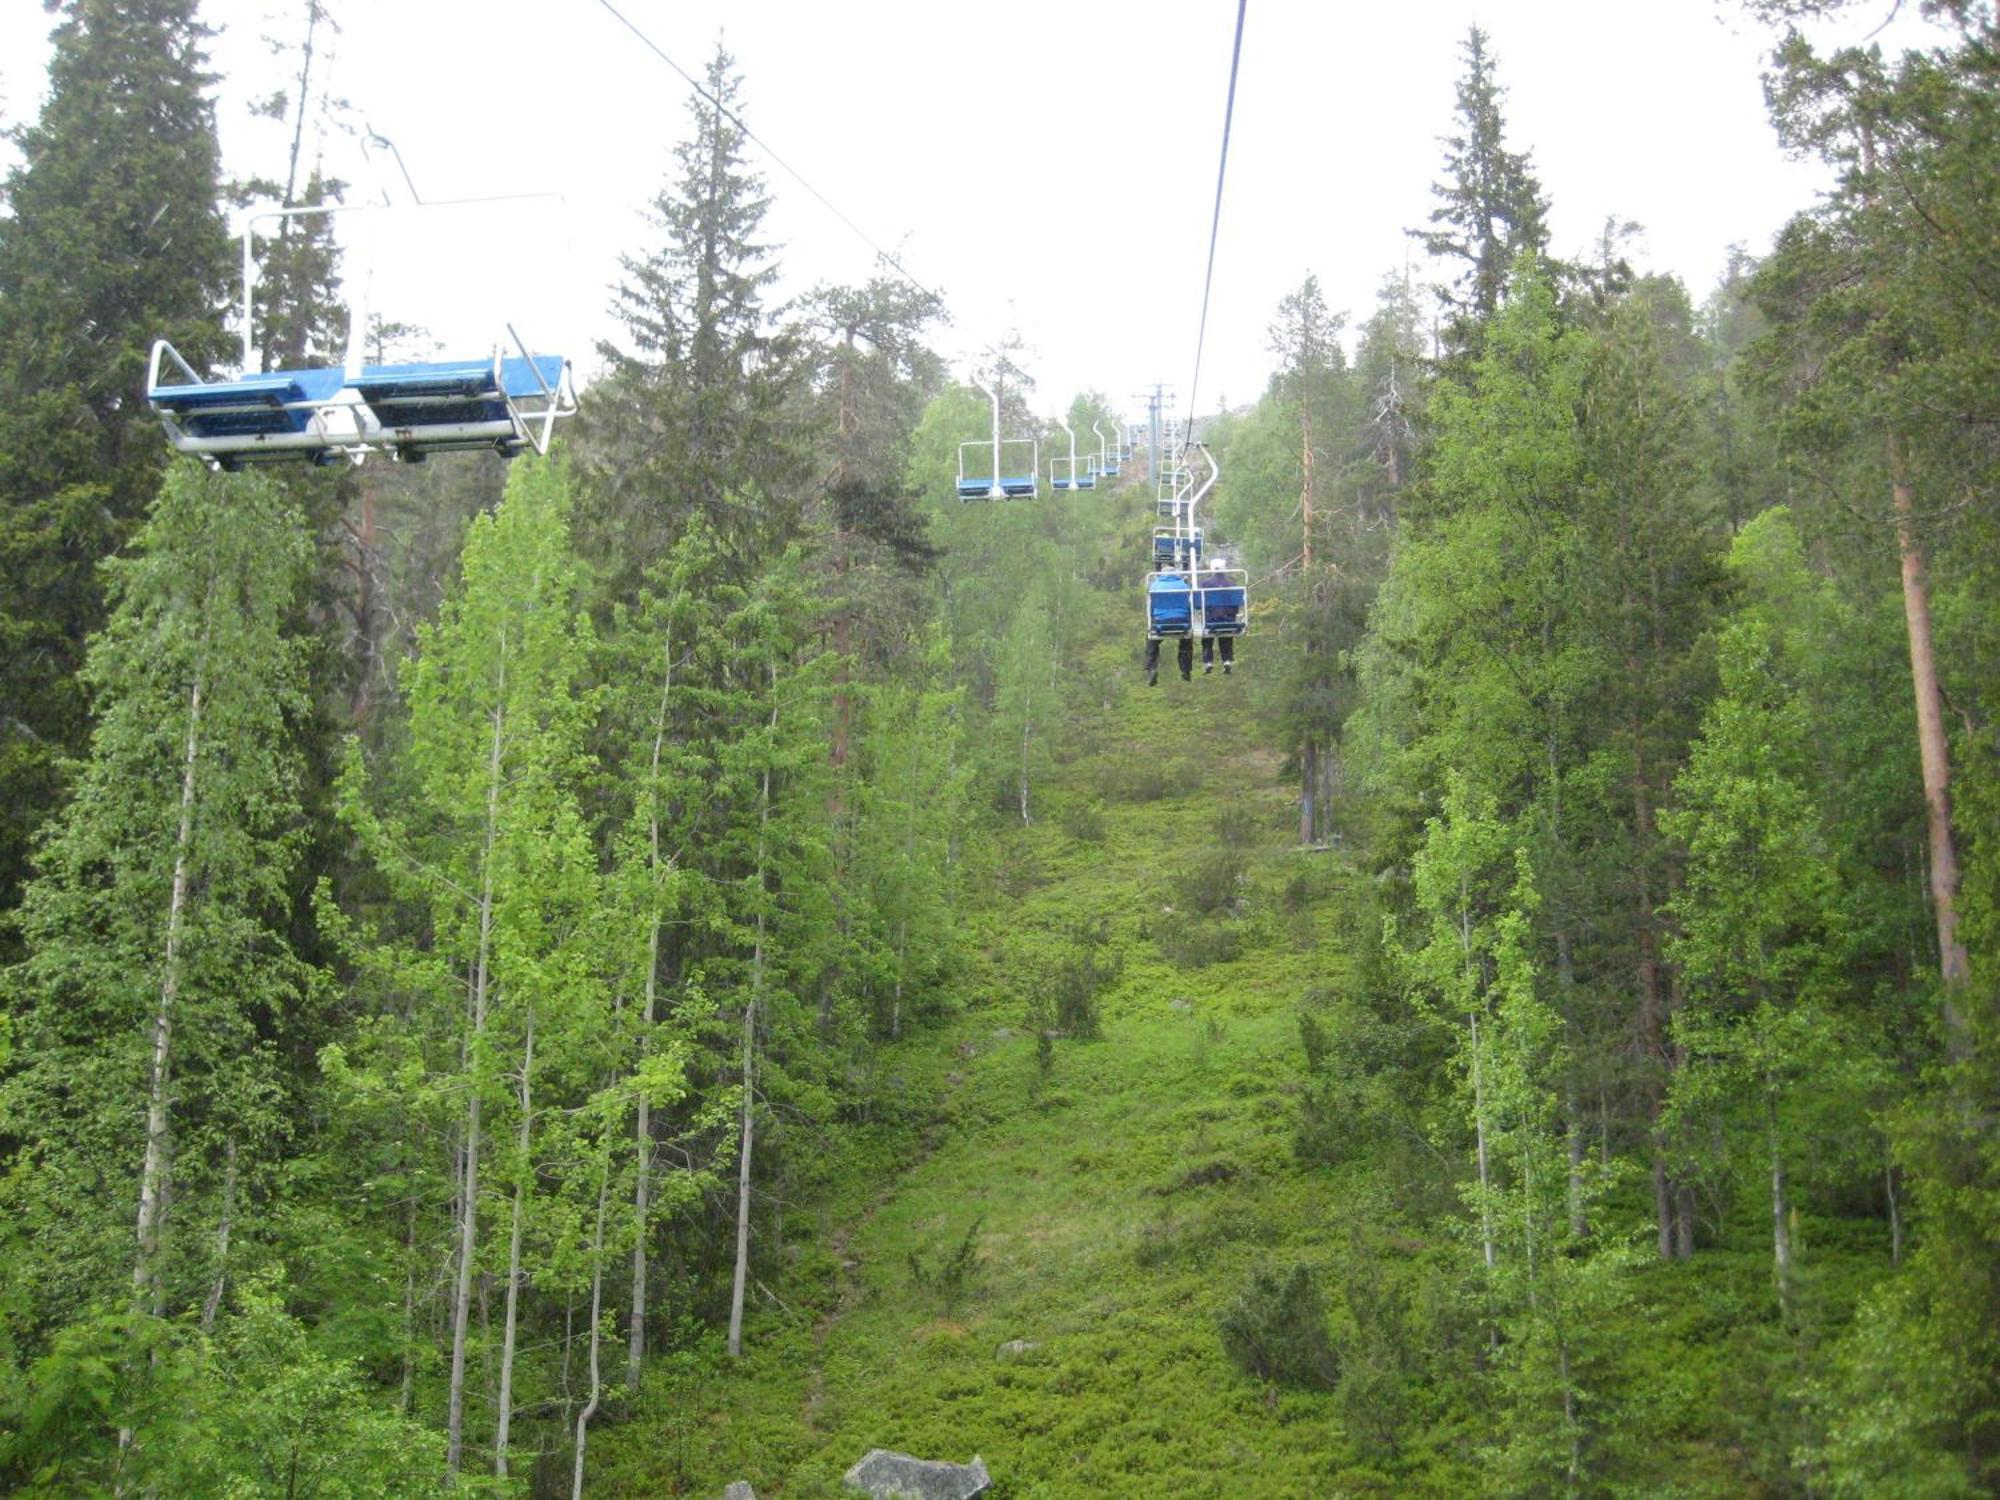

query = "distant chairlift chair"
[
  {"left": 956, "top": 372, "right": 1040, "bottom": 501},
  {"left": 1144, "top": 442, "right": 1246, "bottom": 646},
  {"left": 1092, "top": 419, "right": 1122, "bottom": 479},
  {"left": 1050, "top": 416, "right": 1095, "bottom": 493}
]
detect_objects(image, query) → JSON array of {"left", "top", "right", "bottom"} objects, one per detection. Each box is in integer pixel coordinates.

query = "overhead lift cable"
[
  {"left": 1182, "top": 0, "right": 1248, "bottom": 437},
  {"left": 594, "top": 0, "right": 971, "bottom": 356}
]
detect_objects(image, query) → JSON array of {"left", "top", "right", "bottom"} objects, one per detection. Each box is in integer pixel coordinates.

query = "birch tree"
[
  {"left": 0, "top": 463, "right": 311, "bottom": 1466},
  {"left": 340, "top": 456, "right": 597, "bottom": 1476}
]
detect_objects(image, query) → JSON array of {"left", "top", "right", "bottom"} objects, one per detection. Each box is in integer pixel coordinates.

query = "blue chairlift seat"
[
  {"left": 1000, "top": 475, "right": 1038, "bottom": 499},
  {"left": 1147, "top": 573, "right": 1194, "bottom": 638},
  {"left": 1153, "top": 530, "right": 1202, "bottom": 566},
  {"left": 957, "top": 475, "right": 997, "bottom": 501},
  {"left": 148, "top": 341, "right": 575, "bottom": 467}
]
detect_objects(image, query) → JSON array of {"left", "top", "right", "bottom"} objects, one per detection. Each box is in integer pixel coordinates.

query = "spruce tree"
[
  {"left": 0, "top": 0, "right": 234, "bottom": 936},
  {"left": 579, "top": 43, "right": 803, "bottom": 582},
  {"left": 1411, "top": 27, "right": 1552, "bottom": 367}
]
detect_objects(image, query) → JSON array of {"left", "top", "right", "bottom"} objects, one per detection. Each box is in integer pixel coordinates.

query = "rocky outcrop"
[{"left": 841, "top": 1448, "right": 992, "bottom": 1498}]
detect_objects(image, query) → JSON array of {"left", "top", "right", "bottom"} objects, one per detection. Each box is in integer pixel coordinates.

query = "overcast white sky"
[{"left": 0, "top": 1, "right": 1940, "bottom": 427}]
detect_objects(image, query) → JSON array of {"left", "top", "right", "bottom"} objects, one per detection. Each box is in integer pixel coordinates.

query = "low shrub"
[
  {"left": 1218, "top": 1264, "right": 1340, "bottom": 1389},
  {"left": 1183, "top": 848, "right": 1247, "bottom": 916},
  {"left": 1058, "top": 797, "right": 1109, "bottom": 843},
  {"left": 907, "top": 1216, "right": 985, "bottom": 1315},
  {"left": 1156, "top": 919, "right": 1241, "bottom": 968}
]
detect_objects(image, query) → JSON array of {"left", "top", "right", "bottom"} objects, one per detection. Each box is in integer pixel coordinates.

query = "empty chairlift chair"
[
  {"left": 1153, "top": 526, "right": 1202, "bottom": 569},
  {"left": 957, "top": 372, "right": 1040, "bottom": 501},
  {"left": 1092, "top": 419, "right": 1122, "bottom": 479},
  {"left": 1050, "top": 416, "right": 1095, "bottom": 493},
  {"left": 148, "top": 200, "right": 575, "bottom": 469}
]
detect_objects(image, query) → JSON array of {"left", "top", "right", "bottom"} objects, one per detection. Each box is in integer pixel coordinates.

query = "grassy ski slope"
[{"left": 593, "top": 538, "right": 1470, "bottom": 1497}]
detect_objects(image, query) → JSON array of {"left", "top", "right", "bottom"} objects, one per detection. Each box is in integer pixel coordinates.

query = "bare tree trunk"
[
  {"left": 399, "top": 1188, "right": 419, "bottom": 1414},
  {"left": 1457, "top": 882, "right": 1496, "bottom": 1273},
  {"left": 446, "top": 698, "right": 507, "bottom": 1475},
  {"left": 1018, "top": 716, "right": 1032, "bottom": 826},
  {"left": 135, "top": 672, "right": 204, "bottom": 1309},
  {"left": 494, "top": 1014, "right": 535, "bottom": 1477},
  {"left": 200, "top": 1136, "right": 238, "bottom": 1331},
  {"left": 1299, "top": 735, "right": 1318, "bottom": 847},
  {"left": 629, "top": 630, "right": 678, "bottom": 1391},
  {"left": 349, "top": 485, "right": 379, "bottom": 725},
  {"left": 1566, "top": 1099, "right": 1588, "bottom": 1240},
  {"left": 728, "top": 684, "right": 779, "bottom": 1359},
  {"left": 1633, "top": 761, "right": 1674, "bottom": 1261},
  {"left": 1888, "top": 432, "right": 1970, "bottom": 1048},
  {"left": 1470, "top": 1011, "right": 1496, "bottom": 1273},
  {"left": 1300, "top": 402, "right": 1315, "bottom": 570},
  {"left": 572, "top": 1167, "right": 611, "bottom": 1500},
  {"left": 1886, "top": 1162, "right": 1902, "bottom": 1265},
  {"left": 1770, "top": 1102, "right": 1793, "bottom": 1324}
]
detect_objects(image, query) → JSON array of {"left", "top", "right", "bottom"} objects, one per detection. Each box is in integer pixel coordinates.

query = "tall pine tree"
[{"left": 0, "top": 0, "right": 234, "bottom": 938}]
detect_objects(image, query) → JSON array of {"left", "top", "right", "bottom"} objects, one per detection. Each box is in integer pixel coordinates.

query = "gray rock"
[
  {"left": 995, "top": 1338, "right": 1039, "bottom": 1361},
  {"left": 842, "top": 1448, "right": 992, "bottom": 1499},
  {"left": 722, "top": 1485, "right": 756, "bottom": 1500}
]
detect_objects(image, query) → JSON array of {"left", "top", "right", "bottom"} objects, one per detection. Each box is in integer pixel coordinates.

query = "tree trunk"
[
  {"left": 1299, "top": 735, "right": 1318, "bottom": 846},
  {"left": 446, "top": 698, "right": 507, "bottom": 1475},
  {"left": 200, "top": 1136, "right": 238, "bottom": 1331},
  {"left": 1566, "top": 1097, "right": 1587, "bottom": 1240},
  {"left": 572, "top": 1166, "right": 611, "bottom": 1500},
  {"left": 1886, "top": 1162, "right": 1903, "bottom": 1266},
  {"left": 1018, "top": 715, "right": 1032, "bottom": 826},
  {"left": 1300, "top": 402, "right": 1315, "bottom": 570},
  {"left": 400, "top": 1186, "right": 419, "bottom": 1414},
  {"left": 494, "top": 1013, "right": 534, "bottom": 1477},
  {"left": 1769, "top": 1102, "right": 1793, "bottom": 1324},
  {"left": 135, "top": 671, "right": 204, "bottom": 1310},
  {"left": 629, "top": 631, "right": 677, "bottom": 1392},
  {"left": 1632, "top": 749, "right": 1675, "bottom": 1260},
  {"left": 1470, "top": 1011, "right": 1496, "bottom": 1273},
  {"left": 727, "top": 685, "right": 779, "bottom": 1359},
  {"left": 1888, "top": 432, "right": 1969, "bottom": 1049}
]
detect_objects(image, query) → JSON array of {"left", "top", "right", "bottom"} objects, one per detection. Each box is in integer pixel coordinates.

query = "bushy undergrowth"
[{"left": 1218, "top": 1263, "right": 1341, "bottom": 1389}]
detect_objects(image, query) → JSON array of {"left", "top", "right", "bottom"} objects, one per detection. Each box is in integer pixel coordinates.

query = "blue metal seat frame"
[{"left": 148, "top": 331, "right": 576, "bottom": 468}]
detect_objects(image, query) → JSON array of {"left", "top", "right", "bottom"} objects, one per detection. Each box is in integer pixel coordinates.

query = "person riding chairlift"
[
  {"left": 1199, "top": 562, "right": 1237, "bottom": 676},
  {"left": 1144, "top": 569, "right": 1194, "bottom": 685}
]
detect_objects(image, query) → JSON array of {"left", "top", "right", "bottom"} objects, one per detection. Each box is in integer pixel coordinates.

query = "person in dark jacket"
[{"left": 1199, "top": 566, "right": 1238, "bottom": 675}]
